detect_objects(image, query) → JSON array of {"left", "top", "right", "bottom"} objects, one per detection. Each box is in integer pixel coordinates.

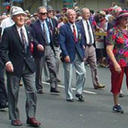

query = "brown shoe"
[
  {"left": 27, "top": 117, "right": 41, "bottom": 127},
  {"left": 11, "top": 120, "right": 22, "bottom": 126},
  {"left": 94, "top": 83, "right": 105, "bottom": 89}
]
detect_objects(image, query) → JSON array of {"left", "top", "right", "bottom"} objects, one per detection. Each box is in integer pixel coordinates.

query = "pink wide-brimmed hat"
[{"left": 116, "top": 10, "right": 128, "bottom": 19}]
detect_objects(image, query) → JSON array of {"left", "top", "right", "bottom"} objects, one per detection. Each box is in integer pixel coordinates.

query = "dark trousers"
[{"left": 0, "top": 61, "right": 8, "bottom": 107}]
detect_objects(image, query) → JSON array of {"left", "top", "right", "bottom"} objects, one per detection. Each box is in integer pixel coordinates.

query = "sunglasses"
[{"left": 39, "top": 12, "right": 47, "bottom": 15}]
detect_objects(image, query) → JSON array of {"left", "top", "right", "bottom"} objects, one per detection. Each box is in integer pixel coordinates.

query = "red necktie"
[{"left": 72, "top": 25, "right": 77, "bottom": 43}]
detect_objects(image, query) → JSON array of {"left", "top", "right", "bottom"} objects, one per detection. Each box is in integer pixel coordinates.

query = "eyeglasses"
[{"left": 39, "top": 12, "right": 47, "bottom": 15}]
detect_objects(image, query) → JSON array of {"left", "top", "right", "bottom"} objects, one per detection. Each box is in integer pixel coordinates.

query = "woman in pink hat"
[{"left": 106, "top": 10, "right": 128, "bottom": 114}]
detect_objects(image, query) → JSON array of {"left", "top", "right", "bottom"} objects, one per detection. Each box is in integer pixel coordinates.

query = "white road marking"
[{"left": 42, "top": 81, "right": 97, "bottom": 95}]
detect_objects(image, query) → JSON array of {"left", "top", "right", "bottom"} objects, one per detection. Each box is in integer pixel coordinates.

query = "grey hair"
[
  {"left": 81, "top": 7, "right": 90, "bottom": 15},
  {"left": 37, "top": 6, "right": 47, "bottom": 13}
]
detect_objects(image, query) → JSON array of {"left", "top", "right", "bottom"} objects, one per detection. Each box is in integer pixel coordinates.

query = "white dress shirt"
[
  {"left": 82, "top": 19, "right": 94, "bottom": 45},
  {"left": 69, "top": 22, "right": 78, "bottom": 38},
  {"left": 16, "top": 25, "right": 28, "bottom": 45}
]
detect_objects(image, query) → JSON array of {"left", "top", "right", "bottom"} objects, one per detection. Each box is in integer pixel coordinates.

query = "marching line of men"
[{"left": 0, "top": 5, "right": 105, "bottom": 127}]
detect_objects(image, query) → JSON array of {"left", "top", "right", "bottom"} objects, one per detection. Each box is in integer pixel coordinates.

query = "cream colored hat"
[{"left": 11, "top": 6, "right": 26, "bottom": 17}]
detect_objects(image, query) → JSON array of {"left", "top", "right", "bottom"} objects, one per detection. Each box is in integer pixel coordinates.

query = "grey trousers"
[
  {"left": 35, "top": 45, "right": 58, "bottom": 91},
  {"left": 63, "top": 54, "right": 86, "bottom": 100},
  {"left": 43, "top": 46, "right": 61, "bottom": 81},
  {"left": 85, "top": 45, "right": 100, "bottom": 87},
  {"left": 6, "top": 64, "right": 37, "bottom": 121},
  {"left": 44, "top": 45, "right": 58, "bottom": 89}
]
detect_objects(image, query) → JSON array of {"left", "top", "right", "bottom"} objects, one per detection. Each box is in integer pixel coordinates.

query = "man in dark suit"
[
  {"left": 0, "top": 7, "right": 43, "bottom": 127},
  {"left": 0, "top": 27, "right": 8, "bottom": 110},
  {"left": 44, "top": 5, "right": 61, "bottom": 82},
  {"left": 31, "top": 6, "right": 60, "bottom": 94},
  {"left": 78, "top": 7, "right": 105, "bottom": 89},
  {"left": 58, "top": 9, "right": 86, "bottom": 102}
]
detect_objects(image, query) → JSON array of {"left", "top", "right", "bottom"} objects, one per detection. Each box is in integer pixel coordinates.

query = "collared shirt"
[
  {"left": 47, "top": 18, "right": 53, "bottom": 28},
  {"left": 40, "top": 20, "right": 50, "bottom": 44},
  {"left": 16, "top": 25, "right": 28, "bottom": 45},
  {"left": 69, "top": 22, "right": 78, "bottom": 38},
  {"left": 82, "top": 19, "right": 94, "bottom": 44}
]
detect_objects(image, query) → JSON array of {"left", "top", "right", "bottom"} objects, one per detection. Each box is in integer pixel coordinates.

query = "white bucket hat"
[{"left": 11, "top": 6, "right": 26, "bottom": 17}]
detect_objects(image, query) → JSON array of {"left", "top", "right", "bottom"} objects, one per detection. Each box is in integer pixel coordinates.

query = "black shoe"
[
  {"left": 37, "top": 90, "right": 44, "bottom": 94},
  {"left": 57, "top": 79, "right": 61, "bottom": 82},
  {"left": 75, "top": 94, "right": 84, "bottom": 102},
  {"left": 0, "top": 102, "right": 8, "bottom": 111},
  {"left": 50, "top": 87, "right": 60, "bottom": 93},
  {"left": 46, "top": 79, "right": 51, "bottom": 83},
  {"left": 66, "top": 99, "right": 74, "bottom": 102},
  {"left": 119, "top": 93, "right": 124, "bottom": 98}
]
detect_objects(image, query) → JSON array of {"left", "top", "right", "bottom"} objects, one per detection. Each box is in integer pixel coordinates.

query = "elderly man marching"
[
  {"left": 0, "top": 7, "right": 44, "bottom": 127},
  {"left": 58, "top": 9, "right": 86, "bottom": 102}
]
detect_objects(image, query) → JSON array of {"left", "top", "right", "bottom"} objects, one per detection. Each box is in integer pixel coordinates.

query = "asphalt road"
[{"left": 0, "top": 63, "right": 128, "bottom": 128}]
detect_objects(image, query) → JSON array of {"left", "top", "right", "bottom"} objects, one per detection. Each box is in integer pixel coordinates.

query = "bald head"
[
  {"left": 66, "top": 9, "right": 76, "bottom": 23},
  {"left": 81, "top": 7, "right": 90, "bottom": 20}
]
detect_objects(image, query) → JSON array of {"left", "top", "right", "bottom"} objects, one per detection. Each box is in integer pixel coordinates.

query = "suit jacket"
[
  {"left": 77, "top": 19, "right": 95, "bottom": 46},
  {"left": 30, "top": 19, "right": 55, "bottom": 58},
  {"left": 47, "top": 18, "right": 59, "bottom": 47},
  {"left": 0, "top": 24, "right": 37, "bottom": 77},
  {"left": 58, "top": 23, "right": 85, "bottom": 63}
]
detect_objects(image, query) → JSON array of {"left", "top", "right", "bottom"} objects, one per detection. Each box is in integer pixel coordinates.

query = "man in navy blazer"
[
  {"left": 58, "top": 9, "right": 86, "bottom": 102},
  {"left": 31, "top": 6, "right": 59, "bottom": 94}
]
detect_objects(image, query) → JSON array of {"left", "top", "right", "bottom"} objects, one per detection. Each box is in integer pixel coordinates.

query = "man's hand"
[
  {"left": 37, "top": 44, "right": 44, "bottom": 51},
  {"left": 64, "top": 56, "right": 70, "bottom": 63},
  {"left": 5, "top": 62, "right": 14, "bottom": 72}
]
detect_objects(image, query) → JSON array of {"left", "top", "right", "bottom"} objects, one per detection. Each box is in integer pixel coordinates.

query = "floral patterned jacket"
[{"left": 106, "top": 26, "right": 128, "bottom": 67}]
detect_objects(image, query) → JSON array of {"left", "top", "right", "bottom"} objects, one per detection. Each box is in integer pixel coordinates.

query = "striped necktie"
[
  {"left": 20, "top": 28, "right": 27, "bottom": 52},
  {"left": 86, "top": 21, "right": 92, "bottom": 44}
]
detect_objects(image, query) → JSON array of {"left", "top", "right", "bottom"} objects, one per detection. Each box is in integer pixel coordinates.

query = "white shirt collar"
[{"left": 16, "top": 25, "right": 25, "bottom": 31}]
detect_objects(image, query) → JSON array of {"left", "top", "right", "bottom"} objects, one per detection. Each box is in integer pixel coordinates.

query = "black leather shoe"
[
  {"left": 11, "top": 120, "right": 22, "bottom": 126},
  {"left": 119, "top": 93, "right": 124, "bottom": 98},
  {"left": 50, "top": 87, "right": 60, "bottom": 93},
  {"left": 66, "top": 99, "right": 74, "bottom": 102},
  {"left": 75, "top": 94, "right": 84, "bottom": 102},
  {"left": 37, "top": 90, "right": 44, "bottom": 94},
  {"left": 0, "top": 102, "right": 8, "bottom": 110},
  {"left": 46, "top": 79, "right": 51, "bottom": 83},
  {"left": 57, "top": 79, "right": 61, "bottom": 82}
]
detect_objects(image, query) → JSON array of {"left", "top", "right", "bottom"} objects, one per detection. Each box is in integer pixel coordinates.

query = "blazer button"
[{"left": 23, "top": 51, "right": 25, "bottom": 53}]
